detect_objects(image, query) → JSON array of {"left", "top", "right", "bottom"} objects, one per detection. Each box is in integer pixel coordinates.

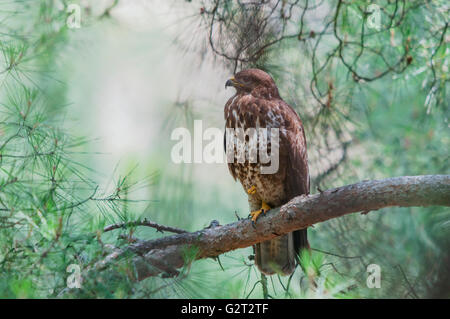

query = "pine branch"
[{"left": 94, "top": 175, "right": 450, "bottom": 281}]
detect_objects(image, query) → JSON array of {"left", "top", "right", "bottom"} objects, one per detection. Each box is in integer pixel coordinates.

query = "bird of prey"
[{"left": 224, "top": 68, "right": 309, "bottom": 276}]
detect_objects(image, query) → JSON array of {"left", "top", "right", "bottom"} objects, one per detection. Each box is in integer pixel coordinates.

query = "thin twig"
[{"left": 102, "top": 218, "right": 188, "bottom": 235}]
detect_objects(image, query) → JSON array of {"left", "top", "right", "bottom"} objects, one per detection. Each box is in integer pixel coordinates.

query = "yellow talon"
[
  {"left": 261, "top": 201, "right": 271, "bottom": 212},
  {"left": 250, "top": 201, "right": 271, "bottom": 222},
  {"left": 247, "top": 186, "right": 257, "bottom": 195},
  {"left": 250, "top": 209, "right": 263, "bottom": 222}
]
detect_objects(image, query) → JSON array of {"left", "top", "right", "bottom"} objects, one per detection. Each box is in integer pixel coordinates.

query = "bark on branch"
[{"left": 95, "top": 175, "right": 450, "bottom": 281}]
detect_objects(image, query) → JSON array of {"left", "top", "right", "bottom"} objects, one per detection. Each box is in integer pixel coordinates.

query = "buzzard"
[{"left": 224, "top": 68, "right": 309, "bottom": 275}]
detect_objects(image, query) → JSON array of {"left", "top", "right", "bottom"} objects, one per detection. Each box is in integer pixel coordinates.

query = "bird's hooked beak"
[{"left": 225, "top": 77, "right": 242, "bottom": 89}]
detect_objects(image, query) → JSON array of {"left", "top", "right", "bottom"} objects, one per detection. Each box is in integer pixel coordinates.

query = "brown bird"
[{"left": 224, "top": 68, "right": 310, "bottom": 276}]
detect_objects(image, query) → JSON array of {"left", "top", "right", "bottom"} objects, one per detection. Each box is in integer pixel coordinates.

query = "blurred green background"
[{"left": 0, "top": 0, "right": 448, "bottom": 298}]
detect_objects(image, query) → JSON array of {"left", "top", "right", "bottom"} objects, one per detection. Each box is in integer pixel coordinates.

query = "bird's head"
[{"left": 225, "top": 68, "right": 279, "bottom": 99}]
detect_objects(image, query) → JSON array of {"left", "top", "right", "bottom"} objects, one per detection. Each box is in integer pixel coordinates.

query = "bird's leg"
[
  {"left": 250, "top": 201, "right": 271, "bottom": 223},
  {"left": 247, "top": 185, "right": 257, "bottom": 195}
]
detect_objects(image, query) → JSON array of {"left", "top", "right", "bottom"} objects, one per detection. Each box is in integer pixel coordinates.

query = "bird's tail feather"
[
  {"left": 254, "top": 229, "right": 308, "bottom": 276},
  {"left": 293, "top": 228, "right": 309, "bottom": 253}
]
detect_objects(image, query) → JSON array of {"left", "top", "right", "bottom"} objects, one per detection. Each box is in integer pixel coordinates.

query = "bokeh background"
[{"left": 0, "top": 0, "right": 448, "bottom": 298}]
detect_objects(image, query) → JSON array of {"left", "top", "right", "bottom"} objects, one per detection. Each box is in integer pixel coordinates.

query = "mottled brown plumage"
[{"left": 224, "top": 68, "right": 310, "bottom": 275}]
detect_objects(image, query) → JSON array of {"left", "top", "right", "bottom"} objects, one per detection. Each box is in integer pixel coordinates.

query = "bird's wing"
[
  {"left": 280, "top": 102, "right": 310, "bottom": 254},
  {"left": 281, "top": 102, "right": 309, "bottom": 198}
]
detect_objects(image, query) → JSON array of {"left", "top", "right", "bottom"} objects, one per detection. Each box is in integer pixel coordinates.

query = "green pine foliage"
[{"left": 0, "top": 0, "right": 448, "bottom": 298}]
